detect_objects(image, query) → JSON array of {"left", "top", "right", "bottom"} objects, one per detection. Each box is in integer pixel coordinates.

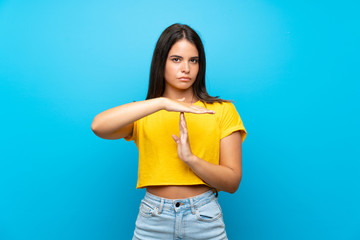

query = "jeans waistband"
[{"left": 143, "top": 189, "right": 217, "bottom": 214}]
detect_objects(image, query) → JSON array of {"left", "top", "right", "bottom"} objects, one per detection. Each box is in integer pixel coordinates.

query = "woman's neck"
[{"left": 162, "top": 90, "right": 198, "bottom": 104}]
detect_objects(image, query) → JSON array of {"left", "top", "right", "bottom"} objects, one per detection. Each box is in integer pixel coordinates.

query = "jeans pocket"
[
  {"left": 139, "top": 200, "right": 158, "bottom": 218},
  {"left": 195, "top": 198, "right": 223, "bottom": 222}
]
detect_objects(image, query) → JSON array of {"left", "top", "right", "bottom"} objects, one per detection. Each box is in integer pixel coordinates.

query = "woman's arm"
[
  {"left": 172, "top": 112, "right": 242, "bottom": 193},
  {"left": 91, "top": 97, "right": 215, "bottom": 140}
]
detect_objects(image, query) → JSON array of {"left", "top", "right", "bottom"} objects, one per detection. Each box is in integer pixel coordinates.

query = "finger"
[
  {"left": 190, "top": 106, "right": 215, "bottom": 114},
  {"left": 179, "top": 112, "right": 183, "bottom": 130},
  {"left": 179, "top": 113, "right": 188, "bottom": 136},
  {"left": 172, "top": 134, "right": 180, "bottom": 143},
  {"left": 179, "top": 113, "right": 189, "bottom": 143},
  {"left": 180, "top": 112, "right": 187, "bottom": 129}
]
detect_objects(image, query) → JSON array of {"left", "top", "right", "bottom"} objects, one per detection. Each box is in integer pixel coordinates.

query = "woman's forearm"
[
  {"left": 91, "top": 97, "right": 165, "bottom": 139},
  {"left": 172, "top": 112, "right": 242, "bottom": 193},
  {"left": 186, "top": 156, "right": 242, "bottom": 193},
  {"left": 91, "top": 97, "right": 214, "bottom": 139}
]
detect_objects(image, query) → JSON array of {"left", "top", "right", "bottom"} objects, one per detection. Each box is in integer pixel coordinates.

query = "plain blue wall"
[{"left": 1, "top": 0, "right": 359, "bottom": 239}]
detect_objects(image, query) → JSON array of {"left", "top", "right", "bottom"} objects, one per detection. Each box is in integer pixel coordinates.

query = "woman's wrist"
[
  {"left": 183, "top": 154, "right": 198, "bottom": 165},
  {"left": 156, "top": 97, "right": 167, "bottom": 110}
]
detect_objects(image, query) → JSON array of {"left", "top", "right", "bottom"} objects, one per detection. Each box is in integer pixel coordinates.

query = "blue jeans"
[{"left": 132, "top": 189, "right": 228, "bottom": 240}]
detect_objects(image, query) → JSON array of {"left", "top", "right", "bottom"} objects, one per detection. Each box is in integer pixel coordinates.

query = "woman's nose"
[{"left": 181, "top": 62, "right": 190, "bottom": 73}]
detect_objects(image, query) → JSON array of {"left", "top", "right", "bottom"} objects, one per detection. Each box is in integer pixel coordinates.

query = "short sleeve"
[
  {"left": 124, "top": 120, "right": 138, "bottom": 142},
  {"left": 218, "top": 102, "right": 247, "bottom": 142}
]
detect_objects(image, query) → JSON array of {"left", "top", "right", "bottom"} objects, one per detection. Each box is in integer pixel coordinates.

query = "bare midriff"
[{"left": 146, "top": 184, "right": 212, "bottom": 199}]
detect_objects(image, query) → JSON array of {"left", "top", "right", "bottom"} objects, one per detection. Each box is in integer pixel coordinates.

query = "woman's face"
[{"left": 164, "top": 39, "right": 199, "bottom": 94}]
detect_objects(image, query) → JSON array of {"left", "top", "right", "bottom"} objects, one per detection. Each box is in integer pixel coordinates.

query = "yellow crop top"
[{"left": 125, "top": 101, "right": 247, "bottom": 189}]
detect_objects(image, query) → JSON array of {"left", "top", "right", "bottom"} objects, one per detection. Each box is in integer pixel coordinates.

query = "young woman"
[{"left": 91, "top": 23, "right": 247, "bottom": 240}]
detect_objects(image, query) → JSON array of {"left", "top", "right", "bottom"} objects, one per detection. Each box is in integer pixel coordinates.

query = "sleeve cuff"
[{"left": 221, "top": 126, "right": 247, "bottom": 143}]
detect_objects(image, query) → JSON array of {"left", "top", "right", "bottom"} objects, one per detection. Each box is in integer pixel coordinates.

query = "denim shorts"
[{"left": 132, "top": 189, "right": 228, "bottom": 240}]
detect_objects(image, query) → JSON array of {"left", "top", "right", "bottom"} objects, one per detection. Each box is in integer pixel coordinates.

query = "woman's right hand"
[{"left": 161, "top": 97, "right": 215, "bottom": 114}]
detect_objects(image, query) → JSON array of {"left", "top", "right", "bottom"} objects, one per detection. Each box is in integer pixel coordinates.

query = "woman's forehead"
[{"left": 168, "top": 39, "right": 198, "bottom": 56}]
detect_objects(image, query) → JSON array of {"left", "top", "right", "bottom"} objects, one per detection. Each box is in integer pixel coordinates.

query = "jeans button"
[{"left": 175, "top": 202, "right": 180, "bottom": 207}]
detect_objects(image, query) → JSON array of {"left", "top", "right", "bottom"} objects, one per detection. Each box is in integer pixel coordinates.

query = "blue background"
[{"left": 1, "top": 0, "right": 359, "bottom": 239}]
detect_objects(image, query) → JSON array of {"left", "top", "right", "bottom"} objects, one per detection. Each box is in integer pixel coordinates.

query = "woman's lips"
[{"left": 178, "top": 77, "right": 191, "bottom": 81}]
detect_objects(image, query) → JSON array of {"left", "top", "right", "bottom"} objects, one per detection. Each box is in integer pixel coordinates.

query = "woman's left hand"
[{"left": 172, "top": 112, "right": 195, "bottom": 163}]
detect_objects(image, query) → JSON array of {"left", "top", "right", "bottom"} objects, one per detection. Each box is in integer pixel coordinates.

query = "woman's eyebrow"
[{"left": 169, "top": 55, "right": 199, "bottom": 58}]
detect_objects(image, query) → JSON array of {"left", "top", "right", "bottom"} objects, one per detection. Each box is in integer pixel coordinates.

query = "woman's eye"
[
  {"left": 190, "top": 59, "right": 198, "bottom": 63},
  {"left": 172, "top": 58, "right": 180, "bottom": 62}
]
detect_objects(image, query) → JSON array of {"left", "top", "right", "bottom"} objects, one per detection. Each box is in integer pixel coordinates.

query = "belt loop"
[
  {"left": 189, "top": 198, "right": 195, "bottom": 215},
  {"left": 151, "top": 207, "right": 158, "bottom": 216},
  {"left": 158, "top": 198, "right": 164, "bottom": 214}
]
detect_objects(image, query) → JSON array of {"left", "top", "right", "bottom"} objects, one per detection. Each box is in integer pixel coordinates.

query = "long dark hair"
[{"left": 146, "top": 23, "right": 227, "bottom": 103}]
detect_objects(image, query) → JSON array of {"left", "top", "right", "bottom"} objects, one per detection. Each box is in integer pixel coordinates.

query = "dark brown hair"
[{"left": 146, "top": 23, "right": 228, "bottom": 103}]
